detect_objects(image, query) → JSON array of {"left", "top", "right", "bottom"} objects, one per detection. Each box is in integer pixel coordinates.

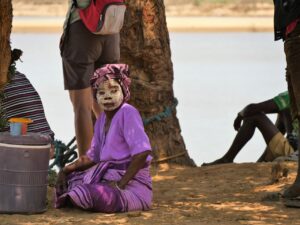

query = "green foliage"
[
  {"left": 205, "top": 0, "right": 232, "bottom": 3},
  {"left": 193, "top": 0, "right": 273, "bottom": 7},
  {"left": 193, "top": 0, "right": 202, "bottom": 6},
  {"left": 194, "top": 0, "right": 234, "bottom": 6}
]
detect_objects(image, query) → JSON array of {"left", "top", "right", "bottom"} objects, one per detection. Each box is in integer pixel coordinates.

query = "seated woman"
[
  {"left": 55, "top": 64, "right": 152, "bottom": 212},
  {"left": 1, "top": 71, "right": 55, "bottom": 139},
  {"left": 1, "top": 49, "right": 55, "bottom": 158},
  {"left": 1, "top": 49, "right": 55, "bottom": 140}
]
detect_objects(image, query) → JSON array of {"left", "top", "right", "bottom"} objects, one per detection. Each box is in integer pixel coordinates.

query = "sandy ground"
[{"left": 1, "top": 162, "right": 300, "bottom": 225}]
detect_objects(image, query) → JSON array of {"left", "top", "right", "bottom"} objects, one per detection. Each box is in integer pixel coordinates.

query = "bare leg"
[
  {"left": 283, "top": 119, "right": 300, "bottom": 198},
  {"left": 202, "top": 113, "right": 279, "bottom": 166},
  {"left": 281, "top": 29, "right": 300, "bottom": 198},
  {"left": 92, "top": 98, "right": 103, "bottom": 119},
  {"left": 69, "top": 87, "right": 94, "bottom": 156}
]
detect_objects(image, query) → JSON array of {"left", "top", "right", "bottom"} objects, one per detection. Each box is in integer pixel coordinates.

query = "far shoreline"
[{"left": 12, "top": 16, "right": 274, "bottom": 33}]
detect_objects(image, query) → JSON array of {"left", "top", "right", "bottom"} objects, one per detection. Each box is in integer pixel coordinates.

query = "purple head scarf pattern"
[{"left": 90, "top": 64, "right": 131, "bottom": 102}]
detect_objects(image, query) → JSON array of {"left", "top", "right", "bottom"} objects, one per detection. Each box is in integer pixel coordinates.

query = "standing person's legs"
[
  {"left": 63, "top": 54, "right": 96, "bottom": 156},
  {"left": 69, "top": 88, "right": 94, "bottom": 156},
  {"left": 62, "top": 21, "right": 120, "bottom": 155},
  {"left": 62, "top": 21, "right": 104, "bottom": 156},
  {"left": 282, "top": 24, "right": 300, "bottom": 197}
]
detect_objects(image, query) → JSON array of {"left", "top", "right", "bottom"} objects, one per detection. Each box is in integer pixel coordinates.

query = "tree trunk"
[
  {"left": 0, "top": 0, "right": 12, "bottom": 88},
  {"left": 120, "top": 0, "right": 195, "bottom": 166}
]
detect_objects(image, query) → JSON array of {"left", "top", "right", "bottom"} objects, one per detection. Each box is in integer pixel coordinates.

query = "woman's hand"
[
  {"left": 107, "top": 181, "right": 124, "bottom": 190},
  {"left": 56, "top": 170, "right": 68, "bottom": 192},
  {"left": 114, "top": 151, "right": 151, "bottom": 189}
]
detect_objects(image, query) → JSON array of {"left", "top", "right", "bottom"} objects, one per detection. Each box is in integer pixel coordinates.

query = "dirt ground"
[{"left": 1, "top": 162, "right": 300, "bottom": 225}]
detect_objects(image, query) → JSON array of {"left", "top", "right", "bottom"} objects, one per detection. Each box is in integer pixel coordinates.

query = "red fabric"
[
  {"left": 286, "top": 18, "right": 300, "bottom": 36},
  {"left": 79, "top": 0, "right": 125, "bottom": 33}
]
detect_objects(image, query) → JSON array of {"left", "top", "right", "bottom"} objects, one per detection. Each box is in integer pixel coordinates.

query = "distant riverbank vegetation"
[
  {"left": 12, "top": 0, "right": 274, "bottom": 17},
  {"left": 165, "top": 0, "right": 273, "bottom": 16}
]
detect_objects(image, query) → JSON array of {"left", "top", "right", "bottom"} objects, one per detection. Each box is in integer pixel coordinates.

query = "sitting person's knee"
[{"left": 245, "top": 113, "right": 266, "bottom": 123}]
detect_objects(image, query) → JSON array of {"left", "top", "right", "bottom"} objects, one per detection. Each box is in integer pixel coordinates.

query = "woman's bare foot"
[{"left": 201, "top": 158, "right": 232, "bottom": 167}]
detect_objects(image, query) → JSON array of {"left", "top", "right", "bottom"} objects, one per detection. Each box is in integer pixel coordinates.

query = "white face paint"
[{"left": 96, "top": 79, "right": 124, "bottom": 111}]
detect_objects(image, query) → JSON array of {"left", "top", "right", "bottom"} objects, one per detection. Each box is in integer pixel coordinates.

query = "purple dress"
[{"left": 55, "top": 103, "right": 152, "bottom": 212}]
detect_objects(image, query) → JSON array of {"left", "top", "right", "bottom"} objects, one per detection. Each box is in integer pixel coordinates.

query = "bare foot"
[
  {"left": 282, "top": 182, "right": 300, "bottom": 198},
  {"left": 201, "top": 158, "right": 232, "bottom": 167}
]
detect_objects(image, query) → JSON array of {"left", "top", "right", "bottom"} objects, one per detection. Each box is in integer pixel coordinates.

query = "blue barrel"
[{"left": 0, "top": 132, "right": 50, "bottom": 213}]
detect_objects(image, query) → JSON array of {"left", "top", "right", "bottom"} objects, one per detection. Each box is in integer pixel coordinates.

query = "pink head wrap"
[{"left": 90, "top": 64, "right": 131, "bottom": 102}]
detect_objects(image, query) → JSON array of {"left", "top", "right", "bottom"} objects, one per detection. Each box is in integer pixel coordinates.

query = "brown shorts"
[
  {"left": 268, "top": 132, "right": 294, "bottom": 158},
  {"left": 62, "top": 21, "right": 120, "bottom": 90},
  {"left": 285, "top": 22, "right": 300, "bottom": 119}
]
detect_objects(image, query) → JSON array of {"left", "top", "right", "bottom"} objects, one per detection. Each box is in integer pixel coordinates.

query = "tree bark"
[
  {"left": 120, "top": 0, "right": 195, "bottom": 166},
  {"left": 0, "top": 0, "right": 12, "bottom": 88}
]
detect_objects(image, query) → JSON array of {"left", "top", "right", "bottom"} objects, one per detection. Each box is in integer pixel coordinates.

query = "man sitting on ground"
[{"left": 202, "top": 91, "right": 298, "bottom": 166}]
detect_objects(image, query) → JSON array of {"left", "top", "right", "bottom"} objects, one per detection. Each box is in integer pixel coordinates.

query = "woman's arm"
[
  {"left": 56, "top": 155, "right": 96, "bottom": 191},
  {"left": 62, "top": 155, "right": 96, "bottom": 174},
  {"left": 114, "top": 151, "right": 151, "bottom": 189}
]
